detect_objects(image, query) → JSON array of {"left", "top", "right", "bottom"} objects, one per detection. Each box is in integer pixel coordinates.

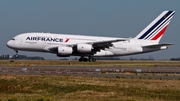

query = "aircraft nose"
[{"left": 6, "top": 40, "right": 13, "bottom": 48}]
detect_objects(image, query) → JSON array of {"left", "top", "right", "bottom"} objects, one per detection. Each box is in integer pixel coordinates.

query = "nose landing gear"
[{"left": 15, "top": 50, "right": 18, "bottom": 59}]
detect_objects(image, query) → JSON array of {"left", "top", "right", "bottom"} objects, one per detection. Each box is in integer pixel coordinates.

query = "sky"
[{"left": 0, "top": 1, "right": 180, "bottom": 60}]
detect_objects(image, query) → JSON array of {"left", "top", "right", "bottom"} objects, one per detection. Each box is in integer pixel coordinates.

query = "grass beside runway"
[
  {"left": 0, "top": 74, "right": 180, "bottom": 101},
  {"left": 0, "top": 60, "right": 180, "bottom": 67}
]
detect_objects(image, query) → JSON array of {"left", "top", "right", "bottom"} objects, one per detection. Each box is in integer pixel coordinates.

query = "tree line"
[{"left": 0, "top": 54, "right": 44, "bottom": 60}]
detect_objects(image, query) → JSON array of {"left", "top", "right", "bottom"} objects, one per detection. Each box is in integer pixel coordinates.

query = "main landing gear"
[{"left": 79, "top": 56, "right": 96, "bottom": 62}]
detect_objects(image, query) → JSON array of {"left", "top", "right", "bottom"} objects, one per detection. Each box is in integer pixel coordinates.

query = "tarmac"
[{"left": 0, "top": 66, "right": 180, "bottom": 79}]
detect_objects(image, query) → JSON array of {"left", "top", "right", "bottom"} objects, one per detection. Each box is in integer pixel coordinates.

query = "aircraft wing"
[
  {"left": 48, "top": 39, "right": 127, "bottom": 53},
  {"left": 88, "top": 39, "right": 127, "bottom": 50},
  {"left": 142, "top": 43, "right": 174, "bottom": 48},
  {"left": 88, "top": 39, "right": 126, "bottom": 45}
]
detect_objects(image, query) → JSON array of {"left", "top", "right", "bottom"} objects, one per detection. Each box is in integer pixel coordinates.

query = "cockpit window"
[{"left": 11, "top": 38, "right": 15, "bottom": 40}]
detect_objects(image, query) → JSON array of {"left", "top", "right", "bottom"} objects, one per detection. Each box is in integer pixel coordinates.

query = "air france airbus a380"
[{"left": 7, "top": 11, "right": 175, "bottom": 62}]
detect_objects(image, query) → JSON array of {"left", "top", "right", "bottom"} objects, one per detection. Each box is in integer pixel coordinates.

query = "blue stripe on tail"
[
  {"left": 138, "top": 11, "right": 173, "bottom": 39},
  {"left": 145, "top": 12, "right": 174, "bottom": 39}
]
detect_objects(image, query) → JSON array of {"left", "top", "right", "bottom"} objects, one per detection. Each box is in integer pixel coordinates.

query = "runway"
[{"left": 1, "top": 66, "right": 180, "bottom": 79}]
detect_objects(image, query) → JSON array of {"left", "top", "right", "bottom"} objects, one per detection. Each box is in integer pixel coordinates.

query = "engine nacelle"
[
  {"left": 77, "top": 44, "right": 92, "bottom": 53},
  {"left": 58, "top": 47, "right": 73, "bottom": 55}
]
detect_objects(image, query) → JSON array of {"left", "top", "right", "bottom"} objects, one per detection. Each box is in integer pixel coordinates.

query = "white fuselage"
[{"left": 7, "top": 32, "right": 164, "bottom": 57}]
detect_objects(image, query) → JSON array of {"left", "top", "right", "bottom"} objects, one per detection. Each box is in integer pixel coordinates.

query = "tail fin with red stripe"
[{"left": 134, "top": 11, "right": 175, "bottom": 43}]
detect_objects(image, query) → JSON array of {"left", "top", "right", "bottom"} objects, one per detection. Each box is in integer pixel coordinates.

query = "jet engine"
[
  {"left": 58, "top": 47, "right": 73, "bottom": 55},
  {"left": 77, "top": 44, "right": 92, "bottom": 53}
]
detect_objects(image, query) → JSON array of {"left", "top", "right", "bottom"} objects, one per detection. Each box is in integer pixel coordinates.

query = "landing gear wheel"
[
  {"left": 88, "top": 57, "right": 96, "bottom": 62},
  {"left": 15, "top": 50, "right": 18, "bottom": 59},
  {"left": 79, "top": 57, "right": 96, "bottom": 62},
  {"left": 88, "top": 57, "right": 92, "bottom": 62},
  {"left": 83, "top": 58, "right": 88, "bottom": 62},
  {"left": 79, "top": 58, "right": 83, "bottom": 62},
  {"left": 92, "top": 58, "right": 96, "bottom": 62},
  {"left": 15, "top": 54, "right": 18, "bottom": 58}
]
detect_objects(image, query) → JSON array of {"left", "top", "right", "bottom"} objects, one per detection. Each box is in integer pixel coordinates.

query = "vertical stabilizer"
[{"left": 134, "top": 11, "right": 175, "bottom": 43}]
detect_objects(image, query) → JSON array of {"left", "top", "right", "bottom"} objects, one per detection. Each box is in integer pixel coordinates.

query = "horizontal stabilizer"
[{"left": 142, "top": 43, "right": 174, "bottom": 48}]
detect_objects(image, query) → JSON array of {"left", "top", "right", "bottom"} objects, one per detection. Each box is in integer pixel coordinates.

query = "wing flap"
[
  {"left": 90, "top": 39, "right": 127, "bottom": 51},
  {"left": 87, "top": 39, "right": 126, "bottom": 45}
]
